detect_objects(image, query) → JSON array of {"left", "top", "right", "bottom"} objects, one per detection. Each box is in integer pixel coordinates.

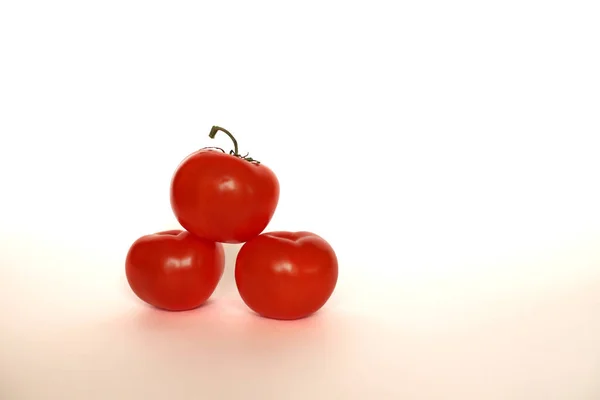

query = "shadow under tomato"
[
  {"left": 143, "top": 297, "right": 217, "bottom": 313},
  {"left": 246, "top": 308, "right": 322, "bottom": 322},
  {"left": 130, "top": 298, "right": 221, "bottom": 332}
]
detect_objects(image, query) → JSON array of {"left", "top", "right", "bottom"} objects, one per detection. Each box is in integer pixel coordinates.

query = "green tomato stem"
[
  {"left": 208, "top": 126, "right": 260, "bottom": 164},
  {"left": 209, "top": 126, "right": 239, "bottom": 155}
]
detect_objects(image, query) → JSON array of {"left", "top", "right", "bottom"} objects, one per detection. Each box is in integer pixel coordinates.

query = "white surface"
[
  {"left": 1, "top": 234, "right": 600, "bottom": 399},
  {"left": 1, "top": 1, "right": 600, "bottom": 399}
]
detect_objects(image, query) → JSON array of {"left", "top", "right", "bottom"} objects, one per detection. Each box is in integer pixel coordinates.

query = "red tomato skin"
[
  {"left": 125, "top": 230, "right": 225, "bottom": 311},
  {"left": 235, "top": 231, "right": 338, "bottom": 320},
  {"left": 169, "top": 150, "right": 280, "bottom": 244}
]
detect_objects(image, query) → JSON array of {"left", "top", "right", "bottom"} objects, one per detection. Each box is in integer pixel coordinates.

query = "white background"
[{"left": 1, "top": 1, "right": 599, "bottom": 399}]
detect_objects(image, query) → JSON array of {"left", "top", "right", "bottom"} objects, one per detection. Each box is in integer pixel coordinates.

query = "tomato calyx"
[{"left": 206, "top": 126, "right": 261, "bottom": 164}]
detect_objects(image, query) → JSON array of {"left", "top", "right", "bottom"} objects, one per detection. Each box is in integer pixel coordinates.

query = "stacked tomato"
[{"left": 125, "top": 126, "right": 338, "bottom": 320}]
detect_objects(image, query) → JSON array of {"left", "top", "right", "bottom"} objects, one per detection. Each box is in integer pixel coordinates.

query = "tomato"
[
  {"left": 235, "top": 231, "right": 338, "bottom": 320},
  {"left": 170, "top": 126, "right": 280, "bottom": 244},
  {"left": 125, "top": 229, "right": 225, "bottom": 311}
]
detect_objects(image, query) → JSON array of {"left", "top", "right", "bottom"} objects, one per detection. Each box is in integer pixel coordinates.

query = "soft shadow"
[{"left": 9, "top": 303, "right": 415, "bottom": 399}]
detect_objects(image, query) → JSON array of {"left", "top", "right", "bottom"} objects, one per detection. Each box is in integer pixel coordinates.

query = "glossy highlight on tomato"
[
  {"left": 125, "top": 229, "right": 225, "bottom": 311},
  {"left": 170, "top": 126, "right": 280, "bottom": 244},
  {"left": 235, "top": 231, "right": 338, "bottom": 320}
]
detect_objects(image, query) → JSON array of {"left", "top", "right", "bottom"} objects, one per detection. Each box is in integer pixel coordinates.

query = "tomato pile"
[{"left": 125, "top": 126, "right": 338, "bottom": 320}]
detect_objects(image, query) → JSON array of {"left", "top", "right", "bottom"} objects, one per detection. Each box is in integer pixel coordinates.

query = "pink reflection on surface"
[{"left": 1, "top": 237, "right": 600, "bottom": 399}]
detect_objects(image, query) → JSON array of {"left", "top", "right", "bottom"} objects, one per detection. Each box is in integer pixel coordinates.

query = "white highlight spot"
[
  {"left": 273, "top": 261, "right": 295, "bottom": 274},
  {"left": 165, "top": 256, "right": 193, "bottom": 269},
  {"left": 218, "top": 179, "right": 237, "bottom": 191}
]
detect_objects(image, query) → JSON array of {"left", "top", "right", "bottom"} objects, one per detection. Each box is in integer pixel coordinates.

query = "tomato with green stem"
[{"left": 170, "top": 126, "right": 280, "bottom": 244}]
